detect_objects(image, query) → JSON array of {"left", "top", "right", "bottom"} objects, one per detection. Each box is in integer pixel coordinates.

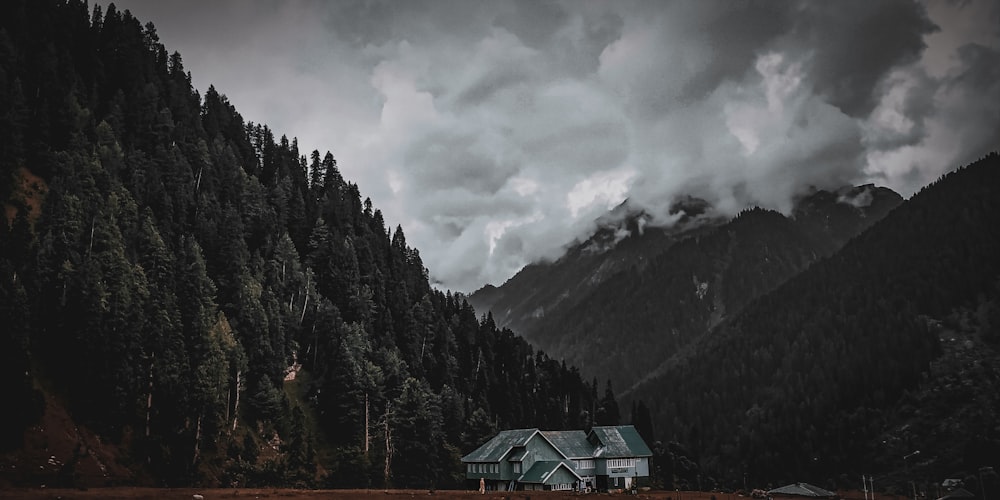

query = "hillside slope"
[
  {"left": 472, "top": 185, "right": 902, "bottom": 392},
  {"left": 627, "top": 152, "right": 1000, "bottom": 487},
  {"left": 468, "top": 197, "right": 721, "bottom": 338},
  {"left": 0, "top": 0, "right": 607, "bottom": 488}
]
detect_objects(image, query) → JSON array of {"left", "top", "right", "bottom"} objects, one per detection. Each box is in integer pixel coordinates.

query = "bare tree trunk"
[
  {"left": 225, "top": 379, "right": 231, "bottom": 432},
  {"left": 312, "top": 324, "right": 318, "bottom": 367},
  {"left": 299, "top": 276, "right": 310, "bottom": 324},
  {"left": 364, "top": 392, "right": 370, "bottom": 456},
  {"left": 300, "top": 293, "right": 309, "bottom": 324},
  {"left": 384, "top": 403, "right": 392, "bottom": 490},
  {"left": 87, "top": 216, "right": 96, "bottom": 258},
  {"left": 145, "top": 355, "right": 154, "bottom": 437},
  {"left": 232, "top": 368, "right": 242, "bottom": 431},
  {"left": 192, "top": 414, "right": 202, "bottom": 466}
]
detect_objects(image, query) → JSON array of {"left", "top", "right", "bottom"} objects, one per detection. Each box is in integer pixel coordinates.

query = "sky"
[{"left": 103, "top": 0, "right": 1000, "bottom": 293}]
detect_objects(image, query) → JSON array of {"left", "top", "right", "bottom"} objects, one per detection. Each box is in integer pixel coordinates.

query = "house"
[
  {"left": 461, "top": 425, "right": 652, "bottom": 492},
  {"left": 767, "top": 483, "right": 837, "bottom": 499},
  {"left": 589, "top": 425, "right": 653, "bottom": 491},
  {"left": 935, "top": 488, "right": 975, "bottom": 500}
]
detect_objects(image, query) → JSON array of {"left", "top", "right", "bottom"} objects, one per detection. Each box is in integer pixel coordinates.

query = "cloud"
[
  {"left": 107, "top": 0, "right": 1000, "bottom": 292},
  {"left": 783, "top": 0, "right": 937, "bottom": 117}
]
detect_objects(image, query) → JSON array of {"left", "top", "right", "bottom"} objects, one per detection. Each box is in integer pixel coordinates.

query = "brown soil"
[
  {"left": 3, "top": 166, "right": 47, "bottom": 227},
  {"left": 0, "top": 390, "right": 137, "bottom": 490},
  {"left": 0, "top": 489, "right": 908, "bottom": 500}
]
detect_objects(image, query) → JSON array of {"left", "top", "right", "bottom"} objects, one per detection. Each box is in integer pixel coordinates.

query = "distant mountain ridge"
[
  {"left": 469, "top": 184, "right": 903, "bottom": 392},
  {"left": 468, "top": 196, "right": 725, "bottom": 337}
]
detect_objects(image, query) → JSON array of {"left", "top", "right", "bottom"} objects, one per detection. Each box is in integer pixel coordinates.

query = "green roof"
[
  {"left": 462, "top": 429, "right": 538, "bottom": 463},
  {"left": 465, "top": 425, "right": 653, "bottom": 465},
  {"left": 768, "top": 483, "right": 836, "bottom": 497},
  {"left": 589, "top": 425, "right": 653, "bottom": 458},
  {"left": 518, "top": 461, "right": 582, "bottom": 484},
  {"left": 507, "top": 447, "right": 528, "bottom": 462},
  {"left": 540, "top": 430, "right": 592, "bottom": 458}
]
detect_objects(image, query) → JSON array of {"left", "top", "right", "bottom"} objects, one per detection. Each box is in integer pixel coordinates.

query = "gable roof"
[
  {"left": 518, "top": 460, "right": 583, "bottom": 484},
  {"left": 464, "top": 425, "right": 655, "bottom": 464},
  {"left": 462, "top": 429, "right": 538, "bottom": 463},
  {"left": 540, "top": 430, "right": 592, "bottom": 459},
  {"left": 507, "top": 447, "right": 528, "bottom": 462},
  {"left": 936, "top": 488, "right": 975, "bottom": 500},
  {"left": 589, "top": 425, "right": 653, "bottom": 458},
  {"left": 767, "top": 483, "right": 836, "bottom": 497}
]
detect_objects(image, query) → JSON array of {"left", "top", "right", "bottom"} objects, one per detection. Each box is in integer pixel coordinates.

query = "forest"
[
  {"left": 0, "top": 0, "right": 617, "bottom": 488},
  {"left": 3, "top": 0, "right": 999, "bottom": 495}
]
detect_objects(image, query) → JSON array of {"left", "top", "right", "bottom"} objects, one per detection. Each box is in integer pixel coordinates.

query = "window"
[
  {"left": 607, "top": 458, "right": 635, "bottom": 468},
  {"left": 513, "top": 463, "right": 521, "bottom": 473},
  {"left": 575, "top": 459, "right": 595, "bottom": 469},
  {"left": 467, "top": 464, "right": 473, "bottom": 473},
  {"left": 552, "top": 483, "right": 572, "bottom": 491}
]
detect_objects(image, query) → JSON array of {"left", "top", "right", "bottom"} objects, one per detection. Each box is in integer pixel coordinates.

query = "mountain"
[
  {"left": 625, "top": 152, "right": 1000, "bottom": 488},
  {"left": 470, "top": 184, "right": 903, "bottom": 393},
  {"left": 468, "top": 196, "right": 723, "bottom": 339},
  {"left": 0, "top": 0, "right": 609, "bottom": 489}
]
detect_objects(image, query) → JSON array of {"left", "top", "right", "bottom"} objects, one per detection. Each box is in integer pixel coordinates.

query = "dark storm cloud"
[
  {"left": 492, "top": 0, "right": 568, "bottom": 49},
  {"left": 453, "top": 65, "right": 531, "bottom": 109},
  {"left": 788, "top": 0, "right": 938, "bottom": 117},
  {"left": 676, "top": 1, "right": 793, "bottom": 102},
  {"left": 106, "top": 0, "right": 1000, "bottom": 292},
  {"left": 938, "top": 42, "right": 1000, "bottom": 157},
  {"left": 404, "top": 132, "right": 520, "bottom": 195},
  {"left": 863, "top": 68, "right": 937, "bottom": 151}
]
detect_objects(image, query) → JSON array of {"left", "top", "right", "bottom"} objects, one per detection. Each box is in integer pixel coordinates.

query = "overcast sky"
[{"left": 104, "top": 0, "right": 1000, "bottom": 293}]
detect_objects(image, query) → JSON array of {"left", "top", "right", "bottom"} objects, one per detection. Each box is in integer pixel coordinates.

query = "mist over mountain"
[{"left": 470, "top": 184, "right": 903, "bottom": 392}]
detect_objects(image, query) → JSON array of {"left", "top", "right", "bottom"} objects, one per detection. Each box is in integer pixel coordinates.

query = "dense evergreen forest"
[
  {"left": 0, "top": 0, "right": 613, "bottom": 488},
  {"left": 627, "top": 153, "right": 1000, "bottom": 491}
]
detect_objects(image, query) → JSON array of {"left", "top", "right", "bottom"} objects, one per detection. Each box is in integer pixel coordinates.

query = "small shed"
[
  {"left": 768, "top": 483, "right": 837, "bottom": 499},
  {"left": 936, "top": 488, "right": 975, "bottom": 500}
]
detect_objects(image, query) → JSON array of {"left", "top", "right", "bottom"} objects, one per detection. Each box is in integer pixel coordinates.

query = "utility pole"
[
  {"left": 980, "top": 466, "right": 993, "bottom": 500},
  {"left": 905, "top": 450, "right": 921, "bottom": 500}
]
